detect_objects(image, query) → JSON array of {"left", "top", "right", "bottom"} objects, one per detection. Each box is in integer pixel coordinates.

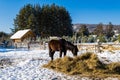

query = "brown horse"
[{"left": 48, "top": 39, "right": 78, "bottom": 60}]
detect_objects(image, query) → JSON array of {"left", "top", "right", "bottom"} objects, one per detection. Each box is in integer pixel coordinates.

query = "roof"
[{"left": 10, "top": 29, "right": 32, "bottom": 39}]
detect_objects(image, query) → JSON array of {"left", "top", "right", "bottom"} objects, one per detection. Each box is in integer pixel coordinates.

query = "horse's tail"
[{"left": 48, "top": 42, "right": 51, "bottom": 57}]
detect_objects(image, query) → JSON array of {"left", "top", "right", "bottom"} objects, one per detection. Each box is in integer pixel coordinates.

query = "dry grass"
[
  {"left": 107, "top": 62, "right": 120, "bottom": 74},
  {"left": 102, "top": 45, "right": 120, "bottom": 51},
  {"left": 43, "top": 52, "right": 120, "bottom": 78}
]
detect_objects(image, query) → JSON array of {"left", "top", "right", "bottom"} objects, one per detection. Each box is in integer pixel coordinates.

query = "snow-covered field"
[{"left": 0, "top": 47, "right": 120, "bottom": 80}]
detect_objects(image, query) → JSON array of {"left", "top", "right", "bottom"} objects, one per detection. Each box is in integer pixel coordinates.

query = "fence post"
[
  {"left": 14, "top": 42, "right": 17, "bottom": 49},
  {"left": 27, "top": 42, "right": 30, "bottom": 50},
  {"left": 97, "top": 39, "right": 101, "bottom": 53},
  {"left": 43, "top": 41, "right": 46, "bottom": 50}
]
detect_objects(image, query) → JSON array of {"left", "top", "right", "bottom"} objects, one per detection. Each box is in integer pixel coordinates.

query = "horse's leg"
[
  {"left": 51, "top": 51, "right": 55, "bottom": 60},
  {"left": 60, "top": 50, "right": 62, "bottom": 58},
  {"left": 63, "top": 50, "right": 67, "bottom": 56},
  {"left": 49, "top": 49, "right": 52, "bottom": 57}
]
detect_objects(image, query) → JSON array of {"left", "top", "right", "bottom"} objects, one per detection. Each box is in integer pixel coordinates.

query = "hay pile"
[
  {"left": 102, "top": 45, "right": 120, "bottom": 51},
  {"left": 43, "top": 52, "right": 120, "bottom": 77}
]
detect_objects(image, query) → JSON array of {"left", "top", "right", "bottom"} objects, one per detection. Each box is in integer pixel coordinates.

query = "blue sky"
[{"left": 0, "top": 0, "right": 120, "bottom": 33}]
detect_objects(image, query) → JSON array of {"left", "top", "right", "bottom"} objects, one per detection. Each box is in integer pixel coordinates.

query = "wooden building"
[
  {"left": 10, "top": 29, "right": 36, "bottom": 48},
  {"left": 10, "top": 29, "right": 35, "bottom": 42}
]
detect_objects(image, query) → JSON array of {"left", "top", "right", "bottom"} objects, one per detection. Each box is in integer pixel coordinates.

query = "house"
[
  {"left": 10, "top": 29, "right": 36, "bottom": 48},
  {"left": 10, "top": 29, "right": 36, "bottom": 43}
]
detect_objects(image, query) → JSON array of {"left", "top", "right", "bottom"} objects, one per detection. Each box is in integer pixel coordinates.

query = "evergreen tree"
[
  {"left": 40, "top": 4, "right": 73, "bottom": 37},
  {"left": 12, "top": 4, "right": 73, "bottom": 37},
  {"left": 13, "top": 4, "right": 35, "bottom": 30},
  {"left": 34, "top": 4, "right": 42, "bottom": 36},
  {"left": 93, "top": 23, "right": 104, "bottom": 36},
  {"left": 105, "top": 22, "right": 114, "bottom": 38},
  {"left": 12, "top": 4, "right": 41, "bottom": 36},
  {"left": 78, "top": 24, "right": 89, "bottom": 36}
]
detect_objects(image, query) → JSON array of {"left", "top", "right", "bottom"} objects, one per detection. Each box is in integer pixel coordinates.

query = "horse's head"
[{"left": 72, "top": 45, "right": 78, "bottom": 56}]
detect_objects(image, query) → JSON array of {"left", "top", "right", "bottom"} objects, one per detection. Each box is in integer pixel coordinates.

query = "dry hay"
[
  {"left": 43, "top": 52, "right": 120, "bottom": 78},
  {"left": 102, "top": 45, "right": 120, "bottom": 51},
  {"left": 107, "top": 63, "right": 120, "bottom": 74}
]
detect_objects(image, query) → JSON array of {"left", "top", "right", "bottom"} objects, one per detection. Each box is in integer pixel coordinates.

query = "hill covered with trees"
[{"left": 73, "top": 22, "right": 120, "bottom": 43}]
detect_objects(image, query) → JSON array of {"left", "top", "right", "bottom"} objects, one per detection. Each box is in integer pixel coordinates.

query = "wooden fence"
[{"left": 77, "top": 43, "right": 120, "bottom": 53}]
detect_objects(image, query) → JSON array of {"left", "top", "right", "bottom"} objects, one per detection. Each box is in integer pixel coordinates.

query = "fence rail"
[{"left": 77, "top": 42, "right": 120, "bottom": 53}]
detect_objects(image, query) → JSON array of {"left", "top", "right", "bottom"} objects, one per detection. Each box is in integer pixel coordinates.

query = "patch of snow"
[{"left": 0, "top": 48, "right": 120, "bottom": 79}]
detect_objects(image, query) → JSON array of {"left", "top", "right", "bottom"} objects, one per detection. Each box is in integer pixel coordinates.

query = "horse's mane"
[
  {"left": 65, "top": 41, "right": 75, "bottom": 50},
  {"left": 56, "top": 39, "right": 76, "bottom": 51}
]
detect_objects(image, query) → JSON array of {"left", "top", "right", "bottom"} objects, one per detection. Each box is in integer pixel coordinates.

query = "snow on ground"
[{"left": 0, "top": 47, "right": 120, "bottom": 80}]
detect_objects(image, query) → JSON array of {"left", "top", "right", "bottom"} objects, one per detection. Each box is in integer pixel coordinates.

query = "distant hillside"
[{"left": 73, "top": 23, "right": 120, "bottom": 33}]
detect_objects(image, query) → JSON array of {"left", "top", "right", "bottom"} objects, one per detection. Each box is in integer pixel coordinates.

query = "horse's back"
[{"left": 48, "top": 39, "right": 62, "bottom": 51}]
